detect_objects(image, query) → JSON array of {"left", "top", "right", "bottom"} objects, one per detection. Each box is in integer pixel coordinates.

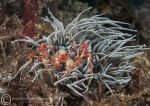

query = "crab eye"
[{"left": 66, "top": 59, "right": 74, "bottom": 67}]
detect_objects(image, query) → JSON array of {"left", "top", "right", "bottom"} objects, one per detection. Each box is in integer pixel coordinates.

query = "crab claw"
[{"left": 87, "top": 56, "right": 93, "bottom": 74}]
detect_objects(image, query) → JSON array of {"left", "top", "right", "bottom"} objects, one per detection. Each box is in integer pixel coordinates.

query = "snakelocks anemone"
[{"left": 11, "top": 7, "right": 149, "bottom": 96}]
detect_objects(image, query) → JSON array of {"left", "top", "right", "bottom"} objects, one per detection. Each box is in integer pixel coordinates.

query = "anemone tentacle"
[{"left": 12, "top": 7, "right": 148, "bottom": 96}]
